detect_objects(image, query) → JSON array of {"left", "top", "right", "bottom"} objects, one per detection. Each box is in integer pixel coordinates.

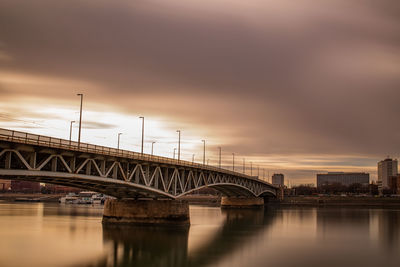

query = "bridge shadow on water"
[{"left": 81, "top": 207, "right": 277, "bottom": 267}]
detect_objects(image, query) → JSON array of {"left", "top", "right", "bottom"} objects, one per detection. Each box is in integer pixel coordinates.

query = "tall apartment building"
[
  {"left": 317, "top": 172, "right": 369, "bottom": 187},
  {"left": 272, "top": 173, "right": 285, "bottom": 187},
  {"left": 378, "top": 158, "right": 398, "bottom": 189}
]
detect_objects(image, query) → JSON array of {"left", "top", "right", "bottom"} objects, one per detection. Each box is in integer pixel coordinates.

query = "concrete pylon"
[{"left": 102, "top": 199, "right": 190, "bottom": 226}]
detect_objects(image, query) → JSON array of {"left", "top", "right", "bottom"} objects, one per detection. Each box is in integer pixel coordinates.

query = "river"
[{"left": 0, "top": 202, "right": 399, "bottom": 267}]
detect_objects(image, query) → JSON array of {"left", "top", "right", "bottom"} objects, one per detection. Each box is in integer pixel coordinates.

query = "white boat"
[{"left": 59, "top": 193, "right": 79, "bottom": 204}]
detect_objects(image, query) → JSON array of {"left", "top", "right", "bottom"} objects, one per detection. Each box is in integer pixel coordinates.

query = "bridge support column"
[
  {"left": 220, "top": 197, "right": 264, "bottom": 208},
  {"left": 102, "top": 199, "right": 190, "bottom": 226}
]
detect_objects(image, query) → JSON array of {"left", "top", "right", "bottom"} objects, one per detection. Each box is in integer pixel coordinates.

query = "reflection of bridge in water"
[{"left": 84, "top": 208, "right": 277, "bottom": 267}]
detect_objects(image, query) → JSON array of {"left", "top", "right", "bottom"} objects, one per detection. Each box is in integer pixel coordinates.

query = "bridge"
[{"left": 0, "top": 128, "right": 278, "bottom": 225}]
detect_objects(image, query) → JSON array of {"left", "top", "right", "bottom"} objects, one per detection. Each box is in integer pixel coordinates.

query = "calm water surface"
[{"left": 0, "top": 202, "right": 399, "bottom": 267}]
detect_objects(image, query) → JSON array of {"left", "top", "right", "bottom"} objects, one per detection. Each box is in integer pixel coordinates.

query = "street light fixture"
[
  {"left": 151, "top": 141, "right": 156, "bottom": 156},
  {"left": 232, "top": 153, "right": 235, "bottom": 172},
  {"left": 218, "top": 147, "right": 221, "bottom": 168},
  {"left": 139, "top": 116, "right": 144, "bottom": 154},
  {"left": 201, "top": 140, "right": 206, "bottom": 165},
  {"left": 173, "top": 148, "right": 177, "bottom": 159},
  {"left": 77, "top": 93, "right": 83, "bottom": 148},
  {"left": 117, "top": 133, "right": 122, "bottom": 149},
  {"left": 69, "top": 120, "right": 75, "bottom": 144},
  {"left": 176, "top": 130, "right": 181, "bottom": 161}
]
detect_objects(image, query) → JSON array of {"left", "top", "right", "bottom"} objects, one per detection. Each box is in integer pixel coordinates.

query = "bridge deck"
[{"left": 0, "top": 128, "right": 277, "bottom": 198}]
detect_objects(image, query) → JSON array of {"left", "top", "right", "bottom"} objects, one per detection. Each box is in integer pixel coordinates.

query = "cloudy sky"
[{"left": 1, "top": 0, "right": 399, "bottom": 184}]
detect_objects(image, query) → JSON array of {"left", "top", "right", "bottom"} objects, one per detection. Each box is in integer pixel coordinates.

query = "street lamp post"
[
  {"left": 151, "top": 141, "right": 156, "bottom": 156},
  {"left": 218, "top": 147, "right": 221, "bottom": 168},
  {"left": 201, "top": 140, "right": 205, "bottom": 165},
  {"left": 69, "top": 120, "right": 75, "bottom": 145},
  {"left": 77, "top": 94, "right": 83, "bottom": 149},
  {"left": 117, "top": 133, "right": 122, "bottom": 149},
  {"left": 232, "top": 153, "right": 235, "bottom": 172},
  {"left": 176, "top": 130, "right": 181, "bottom": 161},
  {"left": 192, "top": 154, "right": 195, "bottom": 164},
  {"left": 257, "top": 165, "right": 260, "bottom": 178},
  {"left": 250, "top": 162, "right": 253, "bottom": 176},
  {"left": 139, "top": 116, "right": 144, "bottom": 154},
  {"left": 173, "top": 148, "right": 176, "bottom": 159}
]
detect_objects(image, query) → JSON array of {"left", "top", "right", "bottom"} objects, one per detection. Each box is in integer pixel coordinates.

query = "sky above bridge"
[{"left": 1, "top": 0, "right": 399, "bottom": 185}]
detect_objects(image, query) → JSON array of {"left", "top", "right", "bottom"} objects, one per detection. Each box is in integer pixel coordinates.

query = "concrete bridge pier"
[
  {"left": 102, "top": 199, "right": 190, "bottom": 226},
  {"left": 220, "top": 196, "right": 264, "bottom": 208}
]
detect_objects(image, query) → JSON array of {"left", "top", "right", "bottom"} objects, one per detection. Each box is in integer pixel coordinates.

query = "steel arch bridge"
[{"left": 0, "top": 128, "right": 277, "bottom": 199}]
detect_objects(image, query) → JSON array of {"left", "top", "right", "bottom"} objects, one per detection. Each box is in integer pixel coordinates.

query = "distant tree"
[
  {"left": 347, "top": 183, "right": 363, "bottom": 194},
  {"left": 293, "top": 185, "right": 317, "bottom": 196}
]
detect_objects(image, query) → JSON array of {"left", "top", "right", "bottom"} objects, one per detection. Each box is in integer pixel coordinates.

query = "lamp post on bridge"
[
  {"left": 232, "top": 153, "right": 235, "bottom": 171},
  {"left": 151, "top": 141, "right": 156, "bottom": 156},
  {"left": 139, "top": 116, "right": 144, "bottom": 155},
  {"left": 201, "top": 140, "right": 206, "bottom": 165},
  {"left": 250, "top": 162, "right": 253, "bottom": 176},
  {"left": 218, "top": 147, "right": 221, "bottom": 168},
  {"left": 117, "top": 133, "right": 122, "bottom": 149},
  {"left": 176, "top": 130, "right": 181, "bottom": 161},
  {"left": 77, "top": 93, "right": 83, "bottom": 149},
  {"left": 192, "top": 154, "right": 195, "bottom": 164},
  {"left": 69, "top": 120, "right": 75, "bottom": 145},
  {"left": 173, "top": 148, "right": 176, "bottom": 159}
]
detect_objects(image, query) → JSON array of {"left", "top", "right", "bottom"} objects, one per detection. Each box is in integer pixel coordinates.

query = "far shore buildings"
[
  {"left": 316, "top": 172, "right": 370, "bottom": 187},
  {"left": 272, "top": 173, "right": 285, "bottom": 187},
  {"left": 378, "top": 158, "right": 398, "bottom": 189}
]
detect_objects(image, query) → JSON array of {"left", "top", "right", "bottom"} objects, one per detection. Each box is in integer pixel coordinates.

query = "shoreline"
[{"left": 280, "top": 196, "right": 400, "bottom": 208}]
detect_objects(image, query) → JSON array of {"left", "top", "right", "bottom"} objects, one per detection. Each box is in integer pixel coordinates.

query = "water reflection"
[
  {"left": 86, "top": 208, "right": 276, "bottom": 267},
  {"left": 1, "top": 203, "right": 400, "bottom": 267}
]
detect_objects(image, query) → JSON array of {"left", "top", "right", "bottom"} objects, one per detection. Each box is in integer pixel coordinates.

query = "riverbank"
[
  {"left": 0, "top": 193, "right": 64, "bottom": 202},
  {"left": 281, "top": 196, "right": 400, "bottom": 208}
]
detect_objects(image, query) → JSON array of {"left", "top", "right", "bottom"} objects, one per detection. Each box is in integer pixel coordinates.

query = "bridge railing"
[{"left": 0, "top": 128, "right": 273, "bottom": 184}]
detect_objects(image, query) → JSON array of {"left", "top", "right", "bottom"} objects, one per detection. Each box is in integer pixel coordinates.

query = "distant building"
[
  {"left": 0, "top": 179, "right": 11, "bottom": 191},
  {"left": 389, "top": 175, "right": 400, "bottom": 194},
  {"left": 272, "top": 173, "right": 284, "bottom": 187},
  {"left": 11, "top": 181, "right": 41, "bottom": 193},
  {"left": 378, "top": 158, "right": 398, "bottom": 189},
  {"left": 43, "top": 184, "right": 80, "bottom": 194},
  {"left": 316, "top": 172, "right": 369, "bottom": 187}
]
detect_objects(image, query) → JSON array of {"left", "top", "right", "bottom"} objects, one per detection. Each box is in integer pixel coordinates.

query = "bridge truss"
[{"left": 0, "top": 128, "right": 277, "bottom": 199}]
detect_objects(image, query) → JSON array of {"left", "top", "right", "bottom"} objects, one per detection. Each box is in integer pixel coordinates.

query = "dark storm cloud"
[{"left": 0, "top": 0, "right": 399, "bottom": 159}]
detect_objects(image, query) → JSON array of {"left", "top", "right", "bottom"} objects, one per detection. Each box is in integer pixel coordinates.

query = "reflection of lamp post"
[
  {"left": 77, "top": 93, "right": 83, "bottom": 148},
  {"left": 69, "top": 121, "right": 75, "bottom": 144},
  {"left": 139, "top": 116, "right": 144, "bottom": 154},
  {"left": 218, "top": 147, "right": 221, "bottom": 168},
  {"left": 232, "top": 153, "right": 235, "bottom": 172},
  {"left": 117, "top": 133, "right": 122, "bottom": 149},
  {"left": 176, "top": 130, "right": 181, "bottom": 161},
  {"left": 201, "top": 140, "right": 206, "bottom": 165},
  {"left": 151, "top": 141, "right": 156, "bottom": 155},
  {"left": 173, "top": 148, "right": 177, "bottom": 159}
]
